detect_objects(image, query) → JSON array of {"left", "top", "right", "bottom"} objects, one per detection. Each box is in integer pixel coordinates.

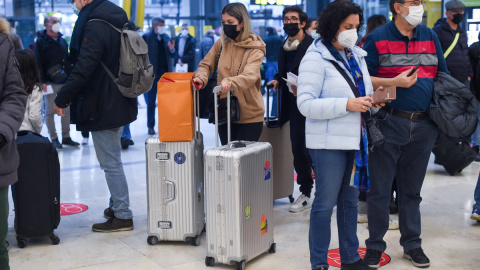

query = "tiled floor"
[{"left": 7, "top": 105, "right": 480, "bottom": 270}]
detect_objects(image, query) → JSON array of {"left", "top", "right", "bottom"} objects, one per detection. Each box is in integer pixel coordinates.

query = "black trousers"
[
  {"left": 288, "top": 97, "right": 314, "bottom": 197},
  {"left": 218, "top": 122, "right": 263, "bottom": 146}
]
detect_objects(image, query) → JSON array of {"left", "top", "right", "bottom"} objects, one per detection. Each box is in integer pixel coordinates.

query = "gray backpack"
[{"left": 88, "top": 19, "right": 155, "bottom": 98}]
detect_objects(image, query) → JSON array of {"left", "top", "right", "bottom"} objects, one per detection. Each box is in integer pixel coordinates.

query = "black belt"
[{"left": 381, "top": 106, "right": 429, "bottom": 121}]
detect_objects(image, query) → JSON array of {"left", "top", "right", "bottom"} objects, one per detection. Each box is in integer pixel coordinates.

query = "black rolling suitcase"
[
  {"left": 432, "top": 131, "right": 476, "bottom": 176},
  {"left": 12, "top": 131, "right": 61, "bottom": 248}
]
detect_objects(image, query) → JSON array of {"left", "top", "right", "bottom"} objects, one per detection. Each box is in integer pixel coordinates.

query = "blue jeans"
[
  {"left": 309, "top": 149, "right": 360, "bottom": 269},
  {"left": 121, "top": 124, "right": 131, "bottom": 140},
  {"left": 471, "top": 101, "right": 480, "bottom": 146},
  {"left": 266, "top": 61, "right": 278, "bottom": 117},
  {"left": 144, "top": 77, "right": 160, "bottom": 129},
  {"left": 474, "top": 173, "right": 480, "bottom": 210},
  {"left": 366, "top": 109, "right": 437, "bottom": 253},
  {"left": 91, "top": 127, "right": 133, "bottom": 219}
]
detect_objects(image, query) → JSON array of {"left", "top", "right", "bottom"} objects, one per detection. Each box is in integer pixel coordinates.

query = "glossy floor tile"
[{"left": 7, "top": 105, "right": 480, "bottom": 270}]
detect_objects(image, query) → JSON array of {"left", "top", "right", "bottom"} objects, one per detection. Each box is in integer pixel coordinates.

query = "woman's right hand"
[
  {"left": 267, "top": 79, "right": 279, "bottom": 91},
  {"left": 346, "top": 96, "right": 374, "bottom": 112},
  {"left": 192, "top": 77, "right": 204, "bottom": 90}
]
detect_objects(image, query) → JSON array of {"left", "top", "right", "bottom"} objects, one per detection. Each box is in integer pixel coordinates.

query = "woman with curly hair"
[{"left": 297, "top": 1, "right": 383, "bottom": 269}]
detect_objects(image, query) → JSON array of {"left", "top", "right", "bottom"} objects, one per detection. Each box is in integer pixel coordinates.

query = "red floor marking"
[
  {"left": 327, "top": 248, "right": 390, "bottom": 267},
  {"left": 60, "top": 203, "right": 88, "bottom": 216}
]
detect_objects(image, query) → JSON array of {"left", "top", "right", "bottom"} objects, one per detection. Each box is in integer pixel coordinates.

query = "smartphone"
[
  {"left": 372, "top": 86, "right": 396, "bottom": 105},
  {"left": 408, "top": 63, "right": 421, "bottom": 77}
]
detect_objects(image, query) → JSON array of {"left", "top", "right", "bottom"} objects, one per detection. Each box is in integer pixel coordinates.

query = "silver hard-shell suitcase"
[
  {"left": 204, "top": 86, "right": 276, "bottom": 270},
  {"left": 145, "top": 87, "right": 205, "bottom": 246}
]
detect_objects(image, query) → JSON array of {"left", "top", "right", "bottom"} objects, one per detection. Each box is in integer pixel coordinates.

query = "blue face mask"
[{"left": 72, "top": 2, "right": 80, "bottom": 16}]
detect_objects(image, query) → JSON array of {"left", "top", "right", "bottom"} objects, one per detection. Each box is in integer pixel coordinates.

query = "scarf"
[
  {"left": 69, "top": 0, "right": 106, "bottom": 63},
  {"left": 323, "top": 40, "right": 370, "bottom": 191}
]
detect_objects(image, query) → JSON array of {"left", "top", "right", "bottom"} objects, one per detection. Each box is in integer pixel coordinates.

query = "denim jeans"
[
  {"left": 144, "top": 77, "right": 160, "bottom": 129},
  {"left": 471, "top": 101, "right": 480, "bottom": 146},
  {"left": 91, "top": 127, "right": 133, "bottom": 219},
  {"left": 121, "top": 124, "right": 131, "bottom": 140},
  {"left": 309, "top": 149, "right": 360, "bottom": 269},
  {"left": 366, "top": 109, "right": 437, "bottom": 253},
  {"left": 474, "top": 173, "right": 480, "bottom": 210},
  {"left": 266, "top": 61, "right": 279, "bottom": 117}
]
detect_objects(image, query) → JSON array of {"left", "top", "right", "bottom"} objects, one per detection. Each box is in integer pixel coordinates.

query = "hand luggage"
[
  {"left": 204, "top": 86, "right": 276, "bottom": 270},
  {"left": 432, "top": 131, "right": 475, "bottom": 175},
  {"left": 12, "top": 131, "right": 61, "bottom": 248},
  {"left": 146, "top": 85, "right": 205, "bottom": 246},
  {"left": 258, "top": 84, "right": 294, "bottom": 203},
  {"left": 157, "top": 72, "right": 196, "bottom": 142}
]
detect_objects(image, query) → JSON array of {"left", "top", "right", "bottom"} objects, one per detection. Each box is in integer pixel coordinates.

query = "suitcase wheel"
[
  {"left": 147, "top": 236, "right": 159, "bottom": 246},
  {"left": 205, "top": 256, "right": 215, "bottom": 267},
  {"left": 191, "top": 235, "right": 201, "bottom": 246},
  {"left": 16, "top": 236, "right": 26, "bottom": 249},
  {"left": 269, "top": 242, "right": 276, "bottom": 253},
  {"left": 50, "top": 235, "right": 60, "bottom": 245},
  {"left": 289, "top": 195, "right": 294, "bottom": 204},
  {"left": 235, "top": 260, "right": 245, "bottom": 270}
]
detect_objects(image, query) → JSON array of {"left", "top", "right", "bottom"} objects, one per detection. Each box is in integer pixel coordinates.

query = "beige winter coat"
[{"left": 196, "top": 33, "right": 266, "bottom": 124}]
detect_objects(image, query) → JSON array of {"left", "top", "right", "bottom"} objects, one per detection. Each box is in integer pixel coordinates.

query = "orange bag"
[{"left": 157, "top": 72, "right": 195, "bottom": 142}]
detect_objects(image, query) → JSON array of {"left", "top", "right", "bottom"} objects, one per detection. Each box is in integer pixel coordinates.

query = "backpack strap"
[{"left": 87, "top": 19, "right": 122, "bottom": 33}]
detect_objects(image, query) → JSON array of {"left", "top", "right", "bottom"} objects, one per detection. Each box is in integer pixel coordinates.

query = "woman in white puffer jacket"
[{"left": 296, "top": 1, "right": 383, "bottom": 270}]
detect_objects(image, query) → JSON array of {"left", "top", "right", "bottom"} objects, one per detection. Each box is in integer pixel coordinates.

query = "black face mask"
[
  {"left": 223, "top": 24, "right": 240, "bottom": 40},
  {"left": 283, "top": 23, "right": 300, "bottom": 37},
  {"left": 452, "top": 13, "right": 464, "bottom": 24}
]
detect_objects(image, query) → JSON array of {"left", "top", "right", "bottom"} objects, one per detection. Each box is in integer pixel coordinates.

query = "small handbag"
[
  {"left": 47, "top": 63, "right": 68, "bottom": 84},
  {"left": 208, "top": 54, "right": 243, "bottom": 125}
]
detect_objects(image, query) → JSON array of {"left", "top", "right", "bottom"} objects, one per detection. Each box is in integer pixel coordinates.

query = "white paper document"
[
  {"left": 43, "top": 85, "right": 54, "bottom": 95},
  {"left": 282, "top": 72, "right": 298, "bottom": 93},
  {"left": 175, "top": 63, "right": 189, "bottom": 73}
]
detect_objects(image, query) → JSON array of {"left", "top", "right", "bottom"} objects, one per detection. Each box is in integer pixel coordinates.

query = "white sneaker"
[
  {"left": 289, "top": 194, "right": 311, "bottom": 213},
  {"left": 388, "top": 217, "right": 399, "bottom": 230},
  {"left": 82, "top": 138, "right": 89, "bottom": 145}
]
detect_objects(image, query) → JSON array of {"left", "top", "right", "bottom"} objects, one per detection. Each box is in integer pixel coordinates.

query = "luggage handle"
[
  {"left": 164, "top": 179, "right": 175, "bottom": 204},
  {"left": 192, "top": 79, "right": 200, "bottom": 140},
  {"left": 265, "top": 84, "right": 280, "bottom": 128},
  {"left": 213, "top": 86, "right": 231, "bottom": 147}
]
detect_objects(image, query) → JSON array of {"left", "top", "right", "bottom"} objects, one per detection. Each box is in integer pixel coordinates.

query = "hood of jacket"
[
  {"left": 233, "top": 32, "right": 266, "bottom": 54},
  {"left": 0, "top": 18, "right": 9, "bottom": 35},
  {"left": 434, "top": 18, "right": 447, "bottom": 28}
]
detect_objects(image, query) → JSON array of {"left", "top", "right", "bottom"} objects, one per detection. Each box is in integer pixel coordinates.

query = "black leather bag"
[
  {"left": 47, "top": 64, "right": 68, "bottom": 84},
  {"left": 209, "top": 95, "right": 241, "bottom": 125}
]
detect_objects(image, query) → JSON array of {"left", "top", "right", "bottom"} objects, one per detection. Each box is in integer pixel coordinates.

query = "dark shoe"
[
  {"left": 92, "top": 217, "right": 133, "bottom": 232},
  {"left": 364, "top": 249, "right": 383, "bottom": 268},
  {"left": 148, "top": 128, "right": 156, "bottom": 135},
  {"left": 341, "top": 259, "right": 375, "bottom": 270},
  {"left": 121, "top": 137, "right": 134, "bottom": 150},
  {"left": 52, "top": 139, "right": 62, "bottom": 149},
  {"left": 403, "top": 248, "right": 430, "bottom": 268},
  {"left": 62, "top": 137, "right": 80, "bottom": 147},
  {"left": 389, "top": 199, "right": 398, "bottom": 214},
  {"left": 312, "top": 267, "right": 328, "bottom": 270},
  {"left": 104, "top": 207, "right": 114, "bottom": 219}
]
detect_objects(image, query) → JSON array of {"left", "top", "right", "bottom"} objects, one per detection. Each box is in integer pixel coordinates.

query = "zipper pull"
[{"left": 54, "top": 197, "right": 58, "bottom": 204}]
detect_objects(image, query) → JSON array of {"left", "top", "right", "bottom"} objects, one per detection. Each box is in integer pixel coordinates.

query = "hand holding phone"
[{"left": 408, "top": 63, "right": 421, "bottom": 77}]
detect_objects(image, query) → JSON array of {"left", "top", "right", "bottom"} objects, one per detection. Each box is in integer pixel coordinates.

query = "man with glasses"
[
  {"left": 362, "top": 0, "right": 448, "bottom": 268},
  {"left": 268, "top": 6, "right": 314, "bottom": 213}
]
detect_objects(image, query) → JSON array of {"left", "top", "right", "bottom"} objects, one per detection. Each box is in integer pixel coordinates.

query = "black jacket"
[
  {"left": 0, "top": 18, "right": 28, "bottom": 187},
  {"left": 142, "top": 30, "right": 174, "bottom": 76},
  {"left": 264, "top": 33, "right": 282, "bottom": 62},
  {"left": 54, "top": 0, "right": 137, "bottom": 132},
  {"left": 433, "top": 19, "right": 472, "bottom": 83},
  {"left": 429, "top": 72, "right": 477, "bottom": 138},
  {"left": 174, "top": 34, "right": 196, "bottom": 72},
  {"left": 34, "top": 30, "right": 69, "bottom": 83},
  {"left": 469, "top": 41, "right": 480, "bottom": 101},
  {"left": 274, "top": 33, "right": 314, "bottom": 127}
]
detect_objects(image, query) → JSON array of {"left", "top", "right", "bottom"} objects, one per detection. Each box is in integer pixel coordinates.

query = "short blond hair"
[{"left": 221, "top": 3, "right": 252, "bottom": 46}]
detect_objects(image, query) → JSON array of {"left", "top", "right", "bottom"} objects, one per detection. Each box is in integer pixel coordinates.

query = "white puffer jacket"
[{"left": 297, "top": 39, "right": 373, "bottom": 150}]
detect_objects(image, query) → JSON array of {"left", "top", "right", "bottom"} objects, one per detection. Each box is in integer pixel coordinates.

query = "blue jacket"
[
  {"left": 297, "top": 40, "right": 373, "bottom": 150},
  {"left": 142, "top": 30, "right": 174, "bottom": 76}
]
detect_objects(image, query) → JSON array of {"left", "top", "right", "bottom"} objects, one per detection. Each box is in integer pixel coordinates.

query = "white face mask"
[
  {"left": 181, "top": 29, "right": 189, "bottom": 37},
  {"left": 337, "top": 29, "right": 358, "bottom": 49},
  {"left": 51, "top": 23, "right": 61, "bottom": 34},
  {"left": 156, "top": 26, "right": 166, "bottom": 35},
  {"left": 310, "top": 30, "right": 320, "bottom": 40},
  {"left": 401, "top": 4, "right": 424, "bottom": 27}
]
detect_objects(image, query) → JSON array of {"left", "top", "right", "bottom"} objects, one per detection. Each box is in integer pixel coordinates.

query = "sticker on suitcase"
[
  {"left": 260, "top": 214, "right": 268, "bottom": 236},
  {"left": 264, "top": 161, "right": 271, "bottom": 181},
  {"left": 245, "top": 205, "right": 251, "bottom": 221},
  {"left": 174, "top": 152, "right": 186, "bottom": 165}
]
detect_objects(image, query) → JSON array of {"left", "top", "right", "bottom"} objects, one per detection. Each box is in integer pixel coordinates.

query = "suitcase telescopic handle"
[
  {"left": 265, "top": 84, "right": 279, "bottom": 128},
  {"left": 193, "top": 83, "right": 200, "bottom": 139},
  {"left": 213, "top": 86, "right": 231, "bottom": 147}
]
